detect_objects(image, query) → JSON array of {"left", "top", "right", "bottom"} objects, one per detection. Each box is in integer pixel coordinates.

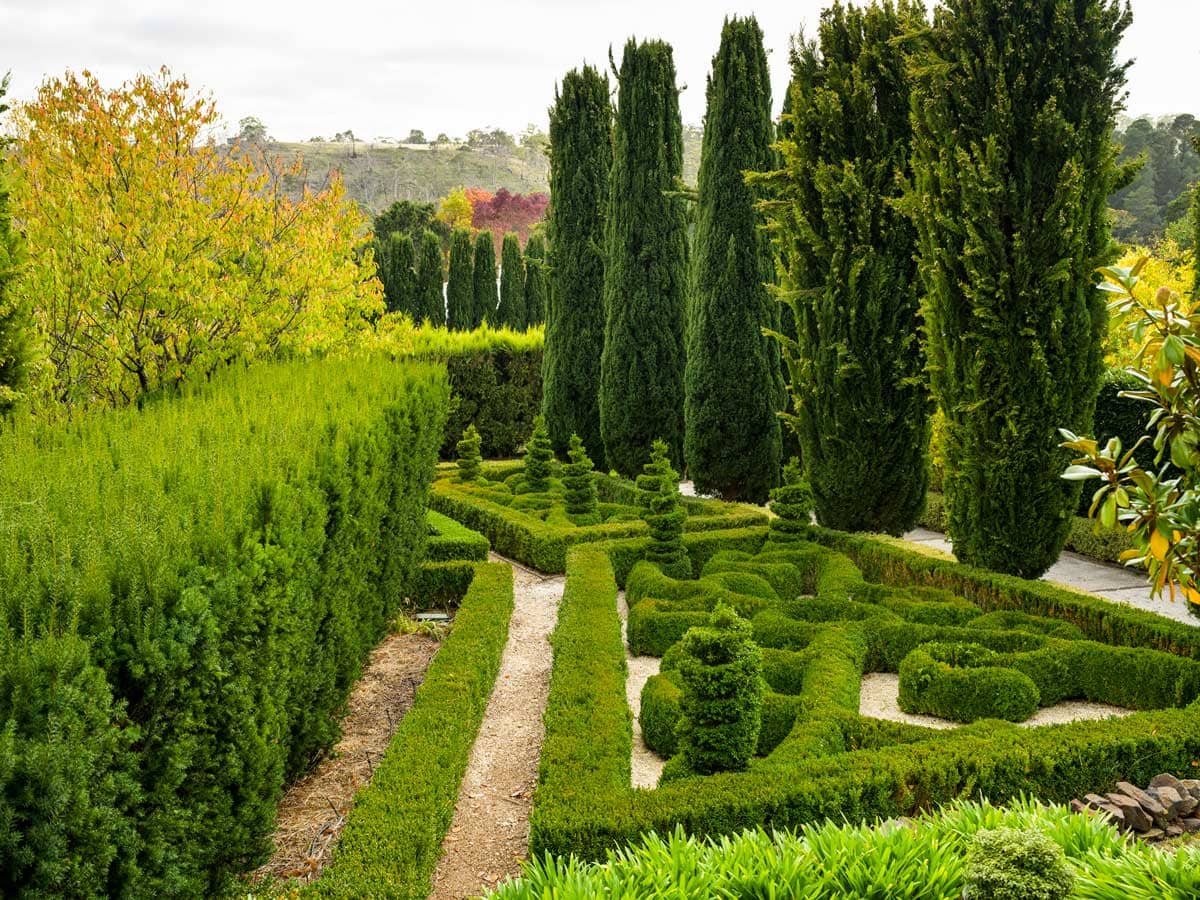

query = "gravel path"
[
  {"left": 618, "top": 590, "right": 666, "bottom": 789},
  {"left": 859, "top": 672, "right": 1137, "bottom": 730},
  {"left": 428, "top": 555, "right": 562, "bottom": 900}
]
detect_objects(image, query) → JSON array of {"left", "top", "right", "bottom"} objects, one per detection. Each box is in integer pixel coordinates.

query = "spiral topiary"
[
  {"left": 562, "top": 432, "right": 599, "bottom": 525},
  {"left": 522, "top": 416, "right": 554, "bottom": 493},
  {"left": 455, "top": 424, "right": 482, "bottom": 483},
  {"left": 767, "top": 457, "right": 815, "bottom": 544},
  {"left": 637, "top": 439, "right": 691, "bottom": 578}
]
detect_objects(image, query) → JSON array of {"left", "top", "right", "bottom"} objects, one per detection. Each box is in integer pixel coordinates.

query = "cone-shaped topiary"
[
  {"left": 543, "top": 65, "right": 611, "bottom": 461},
  {"left": 446, "top": 228, "right": 474, "bottom": 331},
  {"left": 767, "top": 457, "right": 815, "bottom": 545},
  {"left": 562, "top": 432, "right": 599, "bottom": 525},
  {"left": 600, "top": 39, "right": 687, "bottom": 476},
  {"left": 766, "top": 1, "right": 930, "bottom": 535},
  {"left": 522, "top": 415, "right": 554, "bottom": 493},
  {"left": 637, "top": 439, "right": 691, "bottom": 578},
  {"left": 675, "top": 603, "right": 763, "bottom": 776},
  {"left": 456, "top": 424, "right": 482, "bottom": 482},
  {"left": 523, "top": 233, "right": 547, "bottom": 327},
  {"left": 473, "top": 229, "right": 497, "bottom": 327},
  {"left": 684, "top": 15, "right": 782, "bottom": 505},
  {"left": 496, "top": 232, "right": 526, "bottom": 329},
  {"left": 907, "top": 0, "right": 1130, "bottom": 576},
  {"left": 415, "top": 229, "right": 445, "bottom": 326}
]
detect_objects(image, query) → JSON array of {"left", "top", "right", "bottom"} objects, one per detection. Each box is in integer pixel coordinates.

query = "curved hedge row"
[{"left": 0, "top": 359, "right": 448, "bottom": 898}]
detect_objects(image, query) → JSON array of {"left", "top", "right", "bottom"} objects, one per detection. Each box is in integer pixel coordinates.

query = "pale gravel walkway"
[
  {"left": 428, "top": 554, "right": 562, "bottom": 900},
  {"left": 859, "top": 672, "right": 1137, "bottom": 730},
  {"left": 618, "top": 590, "right": 666, "bottom": 789}
]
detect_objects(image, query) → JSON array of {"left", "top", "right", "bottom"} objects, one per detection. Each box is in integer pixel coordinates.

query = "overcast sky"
[{"left": 1, "top": 0, "right": 1197, "bottom": 142}]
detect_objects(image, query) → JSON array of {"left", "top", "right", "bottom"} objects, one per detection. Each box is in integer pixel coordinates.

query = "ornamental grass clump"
[
  {"left": 563, "top": 433, "right": 599, "bottom": 525},
  {"left": 637, "top": 439, "right": 691, "bottom": 578},
  {"left": 456, "top": 424, "right": 483, "bottom": 482},
  {"left": 674, "top": 603, "right": 763, "bottom": 776}
]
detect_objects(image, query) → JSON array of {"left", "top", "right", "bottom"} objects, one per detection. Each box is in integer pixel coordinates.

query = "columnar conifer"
[
  {"left": 908, "top": 0, "right": 1131, "bottom": 576},
  {"left": 600, "top": 39, "right": 687, "bottom": 476},
  {"left": 446, "top": 228, "right": 474, "bottom": 330},
  {"left": 416, "top": 229, "right": 445, "bottom": 326},
  {"left": 496, "top": 232, "right": 526, "bottom": 329},
  {"left": 766, "top": 1, "right": 929, "bottom": 535},
  {"left": 637, "top": 439, "right": 691, "bottom": 578},
  {"left": 473, "top": 229, "right": 497, "bottom": 327},
  {"left": 543, "top": 65, "right": 611, "bottom": 459},
  {"left": 386, "top": 232, "right": 417, "bottom": 315},
  {"left": 684, "top": 16, "right": 782, "bottom": 504},
  {"left": 523, "top": 233, "right": 547, "bottom": 326}
]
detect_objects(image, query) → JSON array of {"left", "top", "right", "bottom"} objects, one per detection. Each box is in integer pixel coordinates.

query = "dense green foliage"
[
  {"left": 499, "top": 799, "right": 1200, "bottom": 899},
  {"left": 380, "top": 231, "right": 417, "bottom": 315},
  {"left": 767, "top": 0, "right": 929, "bottom": 534},
  {"left": 523, "top": 233, "right": 547, "bottom": 326},
  {"left": 496, "top": 232, "right": 526, "bottom": 329},
  {"left": 0, "top": 76, "right": 29, "bottom": 415},
  {"left": 425, "top": 509, "right": 490, "bottom": 562},
  {"left": 416, "top": 229, "right": 445, "bottom": 326},
  {"left": 447, "top": 228, "right": 475, "bottom": 330},
  {"left": 684, "top": 16, "right": 781, "bottom": 504},
  {"left": 898, "top": 642, "right": 1041, "bottom": 723},
  {"left": 373, "top": 198, "right": 449, "bottom": 249},
  {"left": 1110, "top": 116, "right": 1200, "bottom": 246},
  {"left": 438, "top": 339, "right": 543, "bottom": 459},
  {"left": 522, "top": 416, "right": 554, "bottom": 492},
  {"left": 637, "top": 440, "right": 692, "bottom": 578},
  {"left": 563, "top": 434, "right": 599, "bottom": 524},
  {"left": 543, "top": 65, "right": 611, "bottom": 460},
  {"left": 312, "top": 562, "right": 513, "bottom": 899},
  {"left": 473, "top": 229, "right": 498, "bottom": 327},
  {"left": 964, "top": 827, "right": 1074, "bottom": 900},
  {"left": 674, "top": 604, "right": 763, "bottom": 775},
  {"left": 456, "top": 424, "right": 483, "bottom": 482},
  {"left": 600, "top": 39, "right": 688, "bottom": 476},
  {"left": 908, "top": 0, "right": 1131, "bottom": 576},
  {"left": 0, "top": 358, "right": 447, "bottom": 897}
]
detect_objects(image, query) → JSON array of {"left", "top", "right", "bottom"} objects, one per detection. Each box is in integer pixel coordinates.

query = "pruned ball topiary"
[
  {"left": 521, "top": 416, "right": 554, "bottom": 493},
  {"left": 562, "top": 432, "right": 599, "bottom": 525},
  {"left": 964, "top": 827, "right": 1074, "bottom": 900},
  {"left": 456, "top": 424, "right": 483, "bottom": 483},
  {"left": 637, "top": 439, "right": 691, "bottom": 578},
  {"left": 768, "top": 458, "right": 815, "bottom": 544},
  {"left": 675, "top": 603, "right": 764, "bottom": 775}
]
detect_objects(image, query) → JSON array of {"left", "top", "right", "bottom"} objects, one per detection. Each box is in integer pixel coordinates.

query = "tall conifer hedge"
[
  {"left": 764, "top": 0, "right": 929, "bottom": 534},
  {"left": 600, "top": 39, "right": 688, "bottom": 477},
  {"left": 523, "top": 233, "right": 547, "bottom": 327},
  {"left": 543, "top": 65, "right": 611, "bottom": 460},
  {"left": 908, "top": 0, "right": 1131, "bottom": 575},
  {"left": 386, "top": 232, "right": 417, "bottom": 315},
  {"left": 684, "top": 16, "right": 781, "bottom": 504},
  {"left": 416, "top": 229, "right": 445, "bottom": 326},
  {"left": 497, "top": 232, "right": 526, "bottom": 329},
  {"left": 447, "top": 228, "right": 474, "bottom": 331},
  {"left": 473, "top": 230, "right": 498, "bottom": 327}
]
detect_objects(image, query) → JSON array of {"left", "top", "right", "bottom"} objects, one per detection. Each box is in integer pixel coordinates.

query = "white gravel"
[{"left": 618, "top": 590, "right": 666, "bottom": 789}]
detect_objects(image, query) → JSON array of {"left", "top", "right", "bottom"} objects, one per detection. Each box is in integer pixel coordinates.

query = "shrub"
[
  {"left": 898, "top": 643, "right": 1041, "bottom": 723},
  {"left": 543, "top": 65, "right": 611, "bottom": 460},
  {"left": 473, "top": 229, "right": 497, "bottom": 327},
  {"left": 675, "top": 604, "right": 764, "bottom": 776},
  {"left": 908, "top": 0, "right": 1131, "bottom": 576},
  {"left": 766, "top": 473, "right": 815, "bottom": 544},
  {"left": 415, "top": 229, "right": 445, "bottom": 326},
  {"left": 425, "top": 509, "right": 489, "bottom": 562},
  {"left": 456, "top": 424, "right": 483, "bottom": 482},
  {"left": 496, "top": 232, "right": 526, "bottom": 329},
  {"left": 522, "top": 233, "right": 547, "bottom": 327},
  {"left": 521, "top": 416, "right": 554, "bottom": 492},
  {"left": 638, "top": 440, "right": 692, "bottom": 578},
  {"left": 446, "top": 228, "right": 474, "bottom": 330},
  {"left": 600, "top": 39, "right": 687, "bottom": 476},
  {"left": 964, "top": 827, "right": 1073, "bottom": 900},
  {"left": 563, "top": 433, "right": 599, "bottom": 524}
]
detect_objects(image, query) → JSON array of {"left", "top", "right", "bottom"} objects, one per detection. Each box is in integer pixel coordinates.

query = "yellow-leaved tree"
[{"left": 9, "top": 68, "right": 384, "bottom": 410}]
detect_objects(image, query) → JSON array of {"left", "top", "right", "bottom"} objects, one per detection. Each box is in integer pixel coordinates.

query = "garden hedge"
[
  {"left": 522, "top": 523, "right": 1200, "bottom": 862},
  {"left": 311, "top": 561, "right": 513, "bottom": 898},
  {"left": 426, "top": 509, "right": 490, "bottom": 562},
  {"left": 0, "top": 358, "right": 448, "bottom": 898}
]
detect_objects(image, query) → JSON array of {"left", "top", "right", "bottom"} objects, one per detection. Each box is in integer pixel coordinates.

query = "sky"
[{"left": 1, "top": 0, "right": 1197, "bottom": 142}]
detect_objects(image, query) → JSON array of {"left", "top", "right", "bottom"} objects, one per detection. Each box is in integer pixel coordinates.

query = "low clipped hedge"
[
  {"left": 311, "top": 561, "right": 513, "bottom": 898},
  {"left": 0, "top": 359, "right": 448, "bottom": 898},
  {"left": 426, "top": 509, "right": 490, "bottom": 561},
  {"left": 527, "top": 524, "right": 1200, "bottom": 863},
  {"left": 898, "top": 643, "right": 1041, "bottom": 722}
]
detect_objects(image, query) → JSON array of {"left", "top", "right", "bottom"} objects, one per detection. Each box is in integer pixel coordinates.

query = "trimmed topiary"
[
  {"left": 637, "top": 439, "right": 691, "bottom": 578},
  {"left": 563, "top": 433, "right": 599, "bottom": 525},
  {"left": 522, "top": 416, "right": 554, "bottom": 494},
  {"left": 675, "top": 603, "right": 764, "bottom": 776},
  {"left": 964, "top": 827, "right": 1074, "bottom": 900},
  {"left": 767, "top": 459, "right": 815, "bottom": 544},
  {"left": 456, "top": 424, "right": 482, "bottom": 483}
]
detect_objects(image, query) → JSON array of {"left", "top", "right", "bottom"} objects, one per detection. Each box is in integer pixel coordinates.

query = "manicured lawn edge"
[{"left": 310, "top": 561, "right": 514, "bottom": 898}]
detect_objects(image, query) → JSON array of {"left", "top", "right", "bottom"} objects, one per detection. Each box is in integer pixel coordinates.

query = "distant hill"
[{"left": 269, "top": 127, "right": 704, "bottom": 214}]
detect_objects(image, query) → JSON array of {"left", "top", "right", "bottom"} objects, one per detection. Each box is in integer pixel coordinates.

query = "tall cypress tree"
[
  {"left": 543, "top": 65, "right": 611, "bottom": 460},
  {"left": 908, "top": 0, "right": 1130, "bottom": 576},
  {"left": 386, "top": 232, "right": 417, "bottom": 316},
  {"left": 600, "top": 39, "right": 688, "bottom": 477},
  {"left": 523, "top": 233, "right": 548, "bottom": 326},
  {"left": 446, "top": 228, "right": 474, "bottom": 331},
  {"left": 684, "top": 16, "right": 782, "bottom": 505},
  {"left": 473, "top": 230, "right": 497, "bottom": 327},
  {"left": 496, "top": 232, "right": 526, "bottom": 329},
  {"left": 0, "top": 74, "right": 29, "bottom": 415},
  {"left": 764, "top": 1, "right": 929, "bottom": 534},
  {"left": 416, "top": 229, "right": 445, "bottom": 326}
]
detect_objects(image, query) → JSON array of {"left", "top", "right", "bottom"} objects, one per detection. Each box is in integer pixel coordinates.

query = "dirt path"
[
  {"left": 250, "top": 630, "right": 439, "bottom": 884},
  {"left": 428, "top": 554, "right": 563, "bottom": 900},
  {"left": 618, "top": 590, "right": 666, "bottom": 789}
]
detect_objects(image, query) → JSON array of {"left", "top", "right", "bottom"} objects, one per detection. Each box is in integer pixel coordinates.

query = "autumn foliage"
[{"left": 8, "top": 69, "right": 385, "bottom": 411}]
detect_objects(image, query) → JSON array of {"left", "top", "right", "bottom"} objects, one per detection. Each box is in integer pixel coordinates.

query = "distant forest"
[{"left": 1110, "top": 114, "right": 1198, "bottom": 246}]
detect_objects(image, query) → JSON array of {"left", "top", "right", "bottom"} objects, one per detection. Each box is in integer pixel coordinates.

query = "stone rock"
[
  {"left": 1167, "top": 824, "right": 1185, "bottom": 837},
  {"left": 1182, "top": 817, "right": 1200, "bottom": 832},
  {"left": 1106, "top": 793, "right": 1153, "bottom": 831},
  {"left": 1116, "top": 781, "right": 1168, "bottom": 818},
  {"left": 1150, "top": 773, "right": 1186, "bottom": 792},
  {"left": 1149, "top": 785, "right": 1187, "bottom": 820},
  {"left": 1094, "top": 803, "right": 1126, "bottom": 828},
  {"left": 1084, "top": 792, "right": 1110, "bottom": 809},
  {"left": 1143, "top": 827, "right": 1165, "bottom": 841},
  {"left": 1178, "top": 779, "right": 1200, "bottom": 802},
  {"left": 1070, "top": 799, "right": 1089, "bottom": 815}
]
